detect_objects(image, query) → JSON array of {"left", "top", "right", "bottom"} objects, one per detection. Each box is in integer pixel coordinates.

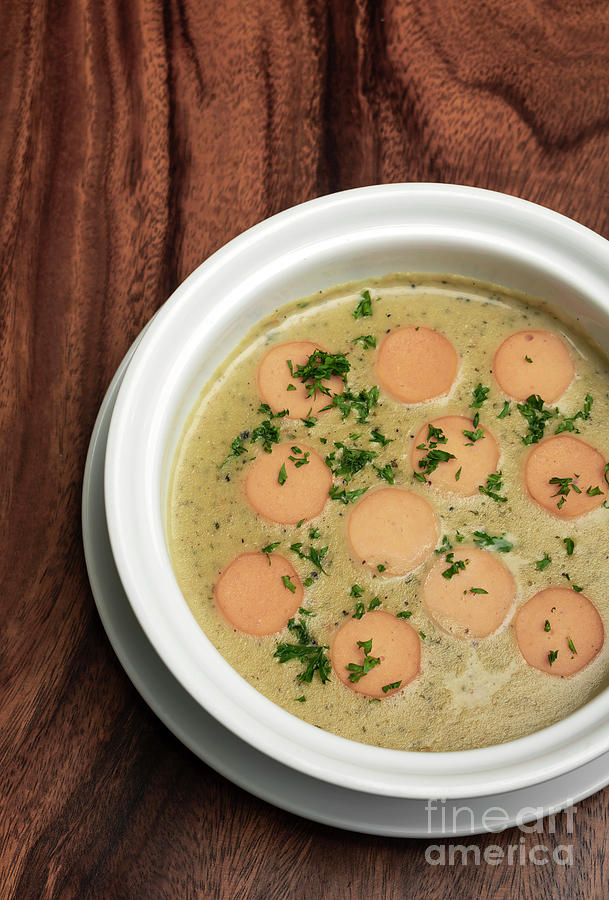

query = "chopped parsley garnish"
[
  {"left": 419, "top": 631, "right": 426, "bottom": 640},
  {"left": 548, "top": 649, "right": 559, "bottom": 666},
  {"left": 377, "top": 564, "right": 386, "bottom": 572},
  {"left": 525, "top": 355, "right": 533, "bottom": 363},
  {"left": 221, "top": 435, "right": 248, "bottom": 466},
  {"left": 370, "top": 428, "right": 392, "bottom": 446},
  {"left": 346, "top": 638, "right": 380, "bottom": 682},
  {"left": 352, "top": 601, "right": 365, "bottom": 620},
  {"left": 382, "top": 681, "right": 401, "bottom": 693},
  {"left": 562, "top": 573, "right": 583, "bottom": 591},
  {"left": 497, "top": 401, "right": 511, "bottom": 419},
  {"left": 309, "top": 527, "right": 320, "bottom": 539},
  {"left": 353, "top": 289, "right": 373, "bottom": 319},
  {"left": 288, "top": 446, "right": 310, "bottom": 468},
  {"left": 468, "top": 587, "right": 489, "bottom": 594},
  {"left": 555, "top": 394, "right": 593, "bottom": 435},
  {"left": 353, "top": 334, "right": 377, "bottom": 349},
  {"left": 478, "top": 470, "right": 508, "bottom": 502},
  {"left": 278, "top": 463, "right": 287, "bottom": 485},
  {"left": 274, "top": 617, "right": 331, "bottom": 684},
  {"left": 294, "top": 696, "right": 306, "bottom": 702},
  {"left": 535, "top": 553, "right": 552, "bottom": 571},
  {"left": 517, "top": 394, "right": 555, "bottom": 445},
  {"left": 549, "top": 475, "right": 582, "bottom": 509},
  {"left": 325, "top": 386, "right": 379, "bottom": 424},
  {"left": 257, "top": 403, "right": 289, "bottom": 419},
  {"left": 442, "top": 553, "right": 470, "bottom": 579},
  {"left": 568, "top": 637, "right": 577, "bottom": 654},
  {"left": 325, "top": 443, "right": 376, "bottom": 481},
  {"left": 455, "top": 467, "right": 462, "bottom": 481},
  {"left": 368, "top": 597, "right": 381, "bottom": 611},
  {"left": 471, "top": 383, "right": 490, "bottom": 408},
  {"left": 301, "top": 411, "right": 318, "bottom": 428},
  {"left": 472, "top": 531, "right": 513, "bottom": 553},
  {"left": 251, "top": 418, "right": 282, "bottom": 453},
  {"left": 436, "top": 535, "right": 453, "bottom": 554},
  {"left": 544, "top": 620, "right": 551, "bottom": 632},
  {"left": 302, "top": 576, "right": 315, "bottom": 587},
  {"left": 586, "top": 485, "right": 603, "bottom": 496},
  {"left": 374, "top": 464, "right": 395, "bottom": 484},
  {"left": 286, "top": 383, "right": 296, "bottom": 391},
  {"left": 281, "top": 574, "right": 296, "bottom": 592},
  {"left": 462, "top": 427, "right": 485, "bottom": 444},
  {"left": 261, "top": 541, "right": 280, "bottom": 563},
  {"left": 290, "top": 542, "right": 329, "bottom": 574},
  {"left": 350, "top": 584, "right": 364, "bottom": 598},
  {"left": 563, "top": 537, "right": 575, "bottom": 555},
  {"left": 397, "top": 610, "right": 412, "bottom": 619},
  {"left": 296, "top": 519, "right": 304, "bottom": 528},
  {"left": 414, "top": 424, "right": 455, "bottom": 482},
  {"left": 288, "top": 349, "right": 350, "bottom": 399},
  {"left": 605, "top": 463, "right": 609, "bottom": 489},
  {"left": 329, "top": 485, "right": 368, "bottom": 504}
]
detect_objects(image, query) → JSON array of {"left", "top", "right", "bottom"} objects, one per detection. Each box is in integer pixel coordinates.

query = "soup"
[{"left": 167, "top": 274, "right": 609, "bottom": 751}]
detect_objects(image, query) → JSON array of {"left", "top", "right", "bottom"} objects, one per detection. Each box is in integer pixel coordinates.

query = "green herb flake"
[
  {"left": 535, "top": 553, "right": 552, "bottom": 571},
  {"left": 525, "top": 355, "right": 533, "bottom": 363},
  {"left": 549, "top": 475, "right": 582, "bottom": 508},
  {"left": 278, "top": 462, "right": 287, "bottom": 485},
  {"left": 397, "top": 610, "right": 412, "bottom": 619},
  {"left": 352, "top": 601, "right": 365, "bottom": 620},
  {"left": 377, "top": 564, "right": 386, "bottom": 572},
  {"left": 442, "top": 554, "right": 470, "bottom": 579},
  {"left": 479, "top": 470, "right": 508, "bottom": 503},
  {"left": 353, "top": 289, "right": 373, "bottom": 319},
  {"left": 548, "top": 649, "right": 559, "bottom": 666},
  {"left": 469, "top": 587, "right": 489, "bottom": 594},
  {"left": 374, "top": 463, "right": 395, "bottom": 485},
  {"left": 544, "top": 620, "right": 551, "bottom": 632},
  {"left": 419, "top": 631, "right": 427, "bottom": 640},
  {"left": 290, "top": 542, "right": 328, "bottom": 574},
  {"left": 368, "top": 597, "right": 381, "bottom": 611},
  {"left": 353, "top": 334, "right": 377, "bottom": 349},
  {"left": 324, "top": 385, "right": 379, "bottom": 424},
  {"left": 261, "top": 541, "right": 280, "bottom": 563},
  {"left": 382, "top": 681, "right": 401, "bottom": 693},
  {"left": 346, "top": 638, "right": 381, "bottom": 682},
  {"left": 471, "top": 384, "right": 490, "bottom": 409},
  {"left": 282, "top": 575, "right": 296, "bottom": 593},
  {"left": 329, "top": 485, "right": 369, "bottom": 504},
  {"left": 563, "top": 537, "right": 575, "bottom": 556},
  {"left": 350, "top": 584, "right": 364, "bottom": 598},
  {"left": 326, "top": 443, "right": 377, "bottom": 482},
  {"left": 289, "top": 349, "right": 350, "bottom": 400},
  {"left": 517, "top": 394, "right": 556, "bottom": 445},
  {"left": 498, "top": 401, "right": 510, "bottom": 419},
  {"left": 286, "top": 383, "right": 297, "bottom": 391},
  {"left": 415, "top": 424, "right": 456, "bottom": 482},
  {"left": 462, "top": 427, "right": 485, "bottom": 445},
  {"left": 555, "top": 394, "right": 594, "bottom": 435},
  {"left": 472, "top": 531, "right": 513, "bottom": 553},
  {"left": 568, "top": 637, "right": 577, "bottom": 654},
  {"left": 455, "top": 467, "right": 462, "bottom": 482},
  {"left": 294, "top": 695, "right": 306, "bottom": 702},
  {"left": 370, "top": 428, "right": 393, "bottom": 446}
]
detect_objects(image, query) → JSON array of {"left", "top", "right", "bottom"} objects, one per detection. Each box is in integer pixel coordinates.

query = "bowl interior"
[{"left": 106, "top": 184, "right": 609, "bottom": 798}]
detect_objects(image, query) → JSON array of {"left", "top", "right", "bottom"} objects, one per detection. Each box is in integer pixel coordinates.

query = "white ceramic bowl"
[{"left": 105, "top": 183, "right": 609, "bottom": 799}]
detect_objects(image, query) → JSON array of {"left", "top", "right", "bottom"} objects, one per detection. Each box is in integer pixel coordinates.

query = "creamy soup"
[{"left": 168, "top": 274, "right": 609, "bottom": 751}]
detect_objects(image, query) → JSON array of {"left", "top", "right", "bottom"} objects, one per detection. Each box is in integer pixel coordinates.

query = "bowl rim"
[{"left": 104, "top": 183, "right": 609, "bottom": 798}]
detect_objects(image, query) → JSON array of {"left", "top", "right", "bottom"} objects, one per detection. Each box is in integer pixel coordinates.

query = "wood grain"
[{"left": 3, "top": 1, "right": 609, "bottom": 896}]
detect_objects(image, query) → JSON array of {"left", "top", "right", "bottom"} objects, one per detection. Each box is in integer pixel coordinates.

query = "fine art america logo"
[{"left": 424, "top": 800, "right": 576, "bottom": 867}]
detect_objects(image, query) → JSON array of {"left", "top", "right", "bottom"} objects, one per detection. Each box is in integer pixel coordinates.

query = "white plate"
[{"left": 82, "top": 342, "right": 609, "bottom": 837}]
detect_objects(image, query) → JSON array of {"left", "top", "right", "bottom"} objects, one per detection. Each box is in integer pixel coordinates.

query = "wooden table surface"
[{"left": 4, "top": 1, "right": 609, "bottom": 896}]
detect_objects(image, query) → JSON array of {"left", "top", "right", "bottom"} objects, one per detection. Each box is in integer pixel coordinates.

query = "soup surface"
[{"left": 168, "top": 274, "right": 609, "bottom": 751}]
